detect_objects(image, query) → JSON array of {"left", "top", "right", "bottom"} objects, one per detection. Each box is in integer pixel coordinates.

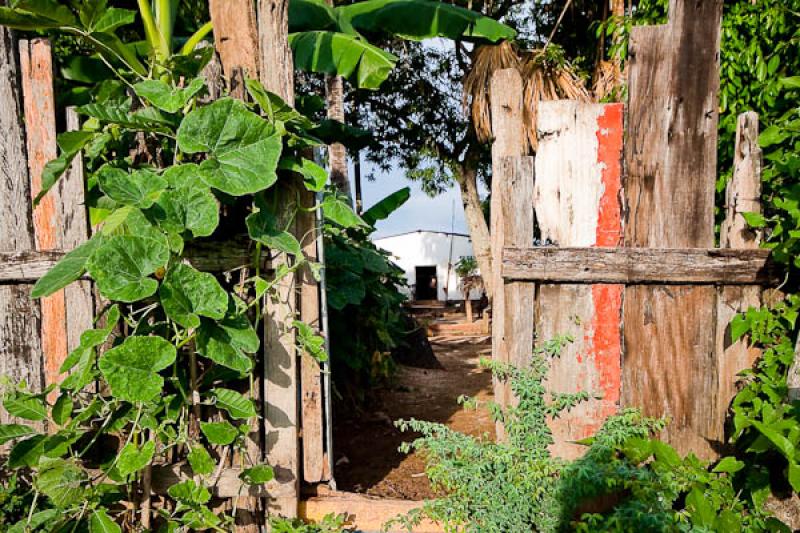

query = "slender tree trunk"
[
  {"left": 326, "top": 74, "right": 351, "bottom": 200},
  {"left": 456, "top": 163, "right": 493, "bottom": 300}
]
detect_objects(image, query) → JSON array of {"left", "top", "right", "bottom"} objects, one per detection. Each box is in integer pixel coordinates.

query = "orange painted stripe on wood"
[
  {"left": 20, "top": 39, "right": 67, "bottom": 400},
  {"left": 588, "top": 103, "right": 624, "bottom": 430}
]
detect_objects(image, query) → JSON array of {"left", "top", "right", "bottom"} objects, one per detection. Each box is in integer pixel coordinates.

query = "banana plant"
[
  {"left": 288, "top": 0, "right": 516, "bottom": 89},
  {"left": 0, "top": 0, "right": 212, "bottom": 78}
]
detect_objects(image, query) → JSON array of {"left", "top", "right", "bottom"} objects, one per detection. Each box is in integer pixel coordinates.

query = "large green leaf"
[
  {"left": 31, "top": 234, "right": 105, "bottom": 298},
  {"left": 167, "top": 479, "right": 211, "bottom": 504},
  {"left": 151, "top": 184, "right": 220, "bottom": 238},
  {"left": 3, "top": 393, "right": 47, "bottom": 421},
  {"left": 98, "top": 336, "right": 177, "bottom": 402},
  {"left": 362, "top": 186, "right": 410, "bottom": 226},
  {"left": 199, "top": 421, "right": 238, "bottom": 446},
  {"left": 118, "top": 441, "right": 156, "bottom": 476},
  {"left": 188, "top": 445, "right": 215, "bottom": 476},
  {"left": 240, "top": 464, "right": 274, "bottom": 485},
  {"left": 159, "top": 264, "right": 228, "bottom": 328},
  {"left": 246, "top": 207, "right": 303, "bottom": 257},
  {"left": 338, "top": 0, "right": 516, "bottom": 42},
  {"left": 35, "top": 130, "right": 95, "bottom": 205},
  {"left": 35, "top": 459, "right": 88, "bottom": 509},
  {"left": 279, "top": 157, "right": 328, "bottom": 192},
  {"left": 89, "top": 509, "right": 122, "bottom": 533},
  {"left": 289, "top": 31, "right": 397, "bottom": 90},
  {"left": 212, "top": 388, "right": 257, "bottom": 420},
  {"left": 86, "top": 235, "right": 169, "bottom": 302},
  {"left": 0, "top": 423, "right": 35, "bottom": 444},
  {"left": 97, "top": 167, "right": 168, "bottom": 208},
  {"left": 177, "top": 98, "right": 282, "bottom": 195},
  {"left": 8, "top": 434, "right": 45, "bottom": 467},
  {"left": 91, "top": 7, "right": 136, "bottom": 33},
  {"left": 0, "top": 0, "right": 76, "bottom": 30},
  {"left": 78, "top": 100, "right": 168, "bottom": 131},
  {"left": 196, "top": 302, "right": 259, "bottom": 374},
  {"left": 289, "top": 0, "right": 337, "bottom": 32},
  {"left": 133, "top": 77, "right": 205, "bottom": 113},
  {"left": 60, "top": 305, "right": 120, "bottom": 391},
  {"left": 322, "top": 193, "right": 367, "bottom": 227}
]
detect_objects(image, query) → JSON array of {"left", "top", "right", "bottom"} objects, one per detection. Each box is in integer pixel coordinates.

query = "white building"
[{"left": 373, "top": 230, "right": 482, "bottom": 302}]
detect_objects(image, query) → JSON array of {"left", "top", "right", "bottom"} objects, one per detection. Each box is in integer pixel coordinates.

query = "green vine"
[{"left": 0, "top": 1, "right": 362, "bottom": 530}]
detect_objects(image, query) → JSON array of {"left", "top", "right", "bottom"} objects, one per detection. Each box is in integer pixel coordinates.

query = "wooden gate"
[
  {"left": 490, "top": 0, "right": 777, "bottom": 459},
  {"left": 0, "top": 24, "right": 331, "bottom": 525}
]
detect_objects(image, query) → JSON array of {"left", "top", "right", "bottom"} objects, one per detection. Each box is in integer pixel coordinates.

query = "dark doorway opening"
[{"left": 414, "top": 266, "right": 438, "bottom": 300}]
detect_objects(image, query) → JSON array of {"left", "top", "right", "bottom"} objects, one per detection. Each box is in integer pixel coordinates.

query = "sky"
[{"left": 351, "top": 159, "right": 484, "bottom": 240}]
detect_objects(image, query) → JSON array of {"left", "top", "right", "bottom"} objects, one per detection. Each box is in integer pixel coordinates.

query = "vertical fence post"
[
  {"left": 500, "top": 156, "right": 536, "bottom": 392},
  {"left": 533, "top": 101, "right": 624, "bottom": 458},
  {"left": 62, "top": 108, "right": 94, "bottom": 354},
  {"left": 489, "top": 68, "right": 525, "bottom": 433},
  {"left": 715, "top": 112, "right": 763, "bottom": 422},
  {"left": 258, "top": 0, "right": 300, "bottom": 519},
  {"left": 299, "top": 189, "right": 325, "bottom": 484},
  {"left": 0, "top": 27, "right": 41, "bottom": 426},
  {"left": 621, "top": 0, "right": 724, "bottom": 459},
  {"left": 20, "top": 38, "right": 67, "bottom": 404}
]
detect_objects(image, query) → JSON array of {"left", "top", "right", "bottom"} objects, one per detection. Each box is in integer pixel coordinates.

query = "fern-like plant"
[{"left": 390, "top": 336, "right": 786, "bottom": 532}]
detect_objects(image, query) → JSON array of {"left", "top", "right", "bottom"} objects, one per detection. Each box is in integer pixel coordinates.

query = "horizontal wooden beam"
[
  {"left": 149, "top": 463, "right": 294, "bottom": 499},
  {"left": 0, "top": 239, "right": 268, "bottom": 283},
  {"left": 502, "top": 247, "right": 780, "bottom": 285},
  {"left": 299, "top": 489, "right": 443, "bottom": 532}
]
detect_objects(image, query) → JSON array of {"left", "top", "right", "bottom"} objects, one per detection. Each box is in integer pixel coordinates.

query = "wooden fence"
[
  {"left": 490, "top": 0, "right": 776, "bottom": 460},
  {"left": 0, "top": 29, "right": 330, "bottom": 528}
]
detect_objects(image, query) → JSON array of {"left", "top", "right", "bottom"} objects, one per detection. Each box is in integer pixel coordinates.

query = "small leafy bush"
[
  {"left": 391, "top": 336, "right": 786, "bottom": 532},
  {"left": 326, "top": 188, "right": 410, "bottom": 391},
  {"left": 270, "top": 513, "right": 353, "bottom": 532}
]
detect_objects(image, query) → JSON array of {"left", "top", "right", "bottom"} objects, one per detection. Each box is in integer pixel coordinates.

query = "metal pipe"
[{"left": 316, "top": 190, "right": 336, "bottom": 490}]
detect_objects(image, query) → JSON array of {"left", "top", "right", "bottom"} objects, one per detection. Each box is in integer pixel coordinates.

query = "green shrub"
[
  {"left": 325, "top": 189, "right": 410, "bottom": 393},
  {"left": 391, "top": 336, "right": 786, "bottom": 532}
]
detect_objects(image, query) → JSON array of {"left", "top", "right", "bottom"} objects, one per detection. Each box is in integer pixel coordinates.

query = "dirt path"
[{"left": 333, "top": 336, "right": 495, "bottom": 500}]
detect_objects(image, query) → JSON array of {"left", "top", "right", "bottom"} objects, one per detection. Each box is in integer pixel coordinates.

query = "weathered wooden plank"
[
  {"left": 258, "top": 1, "right": 300, "bottom": 518},
  {"left": 503, "top": 247, "right": 777, "bottom": 285},
  {"left": 298, "top": 190, "right": 324, "bottom": 484},
  {"left": 500, "top": 156, "right": 535, "bottom": 398},
  {"left": 715, "top": 112, "right": 764, "bottom": 432},
  {"left": 489, "top": 68, "right": 525, "bottom": 430},
  {"left": 621, "top": 0, "right": 724, "bottom": 459},
  {"left": 61, "top": 108, "right": 93, "bottom": 353},
  {"left": 533, "top": 101, "right": 624, "bottom": 458},
  {"left": 258, "top": 0, "right": 294, "bottom": 103},
  {"left": 0, "top": 23, "right": 43, "bottom": 425},
  {"left": 300, "top": 490, "right": 443, "bottom": 533},
  {"left": 0, "top": 243, "right": 267, "bottom": 282},
  {"left": 136, "top": 464, "right": 295, "bottom": 499},
  {"left": 20, "top": 38, "right": 67, "bottom": 401},
  {"left": 264, "top": 188, "right": 300, "bottom": 518}
]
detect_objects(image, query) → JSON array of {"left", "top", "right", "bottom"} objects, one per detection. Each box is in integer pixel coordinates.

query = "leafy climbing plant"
[{"left": 0, "top": 1, "right": 363, "bottom": 530}]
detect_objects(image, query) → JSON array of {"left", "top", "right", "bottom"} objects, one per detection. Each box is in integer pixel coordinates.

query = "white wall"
[{"left": 374, "top": 231, "right": 482, "bottom": 301}]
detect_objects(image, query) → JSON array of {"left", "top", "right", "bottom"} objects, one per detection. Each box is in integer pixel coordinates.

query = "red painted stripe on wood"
[
  {"left": 21, "top": 39, "right": 67, "bottom": 402},
  {"left": 589, "top": 103, "right": 624, "bottom": 431}
]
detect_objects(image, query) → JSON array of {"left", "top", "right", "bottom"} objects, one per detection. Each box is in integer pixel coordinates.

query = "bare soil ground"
[{"left": 333, "top": 336, "right": 495, "bottom": 500}]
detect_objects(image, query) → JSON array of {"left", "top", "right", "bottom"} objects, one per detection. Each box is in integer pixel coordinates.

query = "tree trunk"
[
  {"left": 326, "top": 74, "right": 351, "bottom": 200},
  {"left": 456, "top": 163, "right": 493, "bottom": 301}
]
